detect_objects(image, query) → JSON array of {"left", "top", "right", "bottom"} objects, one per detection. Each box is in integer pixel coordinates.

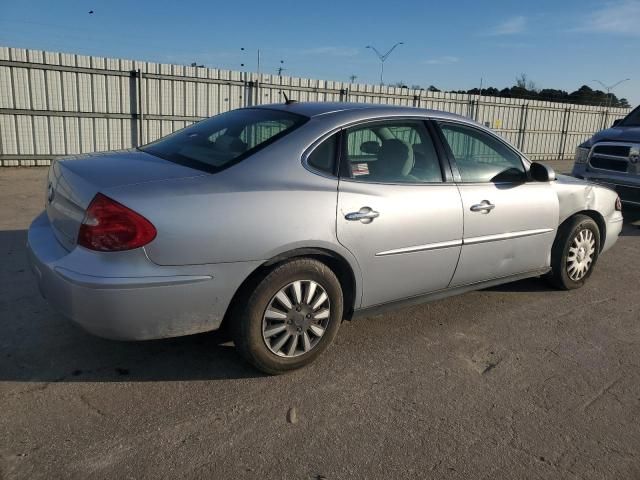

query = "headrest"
[
  {"left": 360, "top": 141, "right": 381, "bottom": 155},
  {"left": 215, "top": 135, "right": 247, "bottom": 153},
  {"left": 378, "top": 139, "right": 414, "bottom": 176}
]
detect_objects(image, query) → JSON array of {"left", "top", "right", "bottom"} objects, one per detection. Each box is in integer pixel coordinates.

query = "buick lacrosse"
[{"left": 28, "top": 102, "right": 623, "bottom": 373}]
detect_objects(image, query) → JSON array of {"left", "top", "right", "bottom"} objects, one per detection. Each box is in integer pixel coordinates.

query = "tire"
[
  {"left": 233, "top": 258, "right": 344, "bottom": 374},
  {"left": 546, "top": 214, "right": 601, "bottom": 290}
]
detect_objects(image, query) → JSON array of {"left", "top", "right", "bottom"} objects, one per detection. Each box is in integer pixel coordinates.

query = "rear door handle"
[
  {"left": 345, "top": 207, "right": 380, "bottom": 223},
  {"left": 470, "top": 200, "right": 495, "bottom": 213}
]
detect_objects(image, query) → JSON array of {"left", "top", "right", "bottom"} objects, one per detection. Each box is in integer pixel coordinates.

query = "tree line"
[{"left": 396, "top": 74, "right": 631, "bottom": 108}]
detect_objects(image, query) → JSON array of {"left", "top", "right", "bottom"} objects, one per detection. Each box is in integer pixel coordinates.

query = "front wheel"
[
  {"left": 233, "top": 258, "right": 344, "bottom": 374},
  {"left": 546, "top": 214, "right": 601, "bottom": 290}
]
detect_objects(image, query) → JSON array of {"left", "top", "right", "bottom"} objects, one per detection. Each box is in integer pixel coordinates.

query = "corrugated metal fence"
[{"left": 0, "top": 46, "right": 631, "bottom": 167}]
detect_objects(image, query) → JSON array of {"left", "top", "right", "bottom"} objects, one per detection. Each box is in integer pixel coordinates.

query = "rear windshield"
[
  {"left": 621, "top": 106, "right": 640, "bottom": 127},
  {"left": 141, "top": 108, "right": 308, "bottom": 173}
]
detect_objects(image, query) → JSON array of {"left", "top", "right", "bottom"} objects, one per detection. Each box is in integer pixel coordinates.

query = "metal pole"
[
  {"left": 255, "top": 76, "right": 260, "bottom": 107},
  {"left": 138, "top": 69, "right": 144, "bottom": 145},
  {"left": 244, "top": 76, "right": 252, "bottom": 108},
  {"left": 517, "top": 104, "right": 525, "bottom": 150},
  {"left": 467, "top": 97, "right": 475, "bottom": 119},
  {"left": 366, "top": 42, "right": 403, "bottom": 86},
  {"left": 600, "top": 109, "right": 608, "bottom": 130},
  {"left": 557, "top": 108, "right": 570, "bottom": 161},
  {"left": 475, "top": 77, "right": 483, "bottom": 121},
  {"left": 559, "top": 108, "right": 572, "bottom": 161},
  {"left": 129, "top": 69, "right": 139, "bottom": 147},
  {"left": 593, "top": 78, "right": 630, "bottom": 109},
  {"left": 518, "top": 104, "right": 529, "bottom": 151}
]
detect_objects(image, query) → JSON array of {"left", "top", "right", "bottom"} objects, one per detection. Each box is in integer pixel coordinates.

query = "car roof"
[{"left": 253, "top": 101, "right": 472, "bottom": 123}]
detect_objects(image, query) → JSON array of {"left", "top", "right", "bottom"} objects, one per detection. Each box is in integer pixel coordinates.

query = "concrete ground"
[{"left": 0, "top": 166, "right": 639, "bottom": 480}]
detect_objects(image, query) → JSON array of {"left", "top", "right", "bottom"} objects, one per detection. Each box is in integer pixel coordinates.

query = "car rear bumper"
[{"left": 27, "top": 211, "right": 260, "bottom": 340}]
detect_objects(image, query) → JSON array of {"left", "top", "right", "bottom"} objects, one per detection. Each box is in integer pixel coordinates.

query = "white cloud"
[
  {"left": 424, "top": 56, "right": 460, "bottom": 65},
  {"left": 579, "top": 0, "right": 640, "bottom": 35},
  {"left": 486, "top": 15, "right": 527, "bottom": 36}
]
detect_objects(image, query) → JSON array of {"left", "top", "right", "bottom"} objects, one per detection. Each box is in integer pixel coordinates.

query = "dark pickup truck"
[{"left": 572, "top": 105, "right": 640, "bottom": 208}]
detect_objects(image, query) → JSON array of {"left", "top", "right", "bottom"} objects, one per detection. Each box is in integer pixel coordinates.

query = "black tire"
[
  {"left": 546, "top": 214, "right": 601, "bottom": 290},
  {"left": 233, "top": 258, "right": 344, "bottom": 375}
]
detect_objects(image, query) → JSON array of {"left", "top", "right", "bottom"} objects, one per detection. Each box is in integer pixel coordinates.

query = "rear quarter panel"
[
  {"left": 101, "top": 120, "right": 358, "bottom": 268},
  {"left": 105, "top": 176, "right": 338, "bottom": 267}
]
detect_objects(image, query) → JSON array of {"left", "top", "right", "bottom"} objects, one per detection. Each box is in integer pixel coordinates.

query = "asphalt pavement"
[{"left": 1, "top": 166, "right": 639, "bottom": 479}]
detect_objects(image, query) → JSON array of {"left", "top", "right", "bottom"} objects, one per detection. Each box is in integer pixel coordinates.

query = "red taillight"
[
  {"left": 615, "top": 196, "right": 622, "bottom": 211},
  {"left": 78, "top": 193, "right": 156, "bottom": 252}
]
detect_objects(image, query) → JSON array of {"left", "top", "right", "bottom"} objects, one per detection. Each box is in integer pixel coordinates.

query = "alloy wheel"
[
  {"left": 262, "top": 280, "right": 331, "bottom": 357},
  {"left": 566, "top": 228, "right": 596, "bottom": 281}
]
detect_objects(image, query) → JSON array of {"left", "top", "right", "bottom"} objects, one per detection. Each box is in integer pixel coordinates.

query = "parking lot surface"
[{"left": 1, "top": 166, "right": 639, "bottom": 479}]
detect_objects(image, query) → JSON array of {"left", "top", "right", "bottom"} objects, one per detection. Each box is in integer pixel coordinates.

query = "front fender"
[{"left": 554, "top": 175, "right": 618, "bottom": 224}]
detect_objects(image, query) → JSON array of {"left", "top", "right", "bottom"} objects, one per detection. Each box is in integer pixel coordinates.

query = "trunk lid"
[{"left": 46, "top": 150, "right": 204, "bottom": 250}]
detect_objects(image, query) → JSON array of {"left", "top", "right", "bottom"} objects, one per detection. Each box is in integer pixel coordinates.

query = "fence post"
[
  {"left": 129, "top": 69, "right": 142, "bottom": 147},
  {"left": 245, "top": 78, "right": 254, "bottom": 107},
  {"left": 600, "top": 109, "right": 609, "bottom": 130},
  {"left": 467, "top": 99, "right": 475, "bottom": 119},
  {"left": 557, "top": 107, "right": 571, "bottom": 161},
  {"left": 517, "top": 104, "right": 529, "bottom": 151},
  {"left": 138, "top": 69, "right": 145, "bottom": 145}
]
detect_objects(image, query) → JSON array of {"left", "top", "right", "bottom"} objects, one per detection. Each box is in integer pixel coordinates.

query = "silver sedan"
[{"left": 28, "top": 102, "right": 623, "bottom": 374}]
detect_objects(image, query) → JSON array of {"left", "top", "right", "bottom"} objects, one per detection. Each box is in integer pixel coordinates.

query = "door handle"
[
  {"left": 345, "top": 207, "right": 380, "bottom": 224},
  {"left": 470, "top": 200, "right": 495, "bottom": 213}
]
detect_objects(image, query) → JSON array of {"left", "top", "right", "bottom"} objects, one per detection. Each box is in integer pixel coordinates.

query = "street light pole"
[
  {"left": 365, "top": 42, "right": 404, "bottom": 85},
  {"left": 593, "top": 78, "right": 630, "bottom": 108}
]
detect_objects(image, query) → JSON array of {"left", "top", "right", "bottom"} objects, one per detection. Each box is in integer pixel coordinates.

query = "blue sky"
[{"left": 1, "top": 0, "right": 639, "bottom": 105}]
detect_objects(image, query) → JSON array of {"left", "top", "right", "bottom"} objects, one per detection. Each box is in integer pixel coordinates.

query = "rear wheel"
[
  {"left": 233, "top": 258, "right": 343, "bottom": 374},
  {"left": 546, "top": 214, "right": 600, "bottom": 290}
]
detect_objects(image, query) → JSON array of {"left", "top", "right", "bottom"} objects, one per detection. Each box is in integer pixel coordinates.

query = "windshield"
[
  {"left": 141, "top": 108, "right": 308, "bottom": 172},
  {"left": 621, "top": 106, "right": 640, "bottom": 127}
]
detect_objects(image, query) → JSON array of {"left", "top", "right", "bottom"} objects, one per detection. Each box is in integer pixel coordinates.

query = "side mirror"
[
  {"left": 530, "top": 162, "right": 556, "bottom": 182},
  {"left": 612, "top": 118, "right": 622, "bottom": 127}
]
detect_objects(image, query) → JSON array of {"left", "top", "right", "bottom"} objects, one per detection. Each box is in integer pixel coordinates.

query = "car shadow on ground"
[
  {"left": 484, "top": 277, "right": 554, "bottom": 293},
  {"left": 620, "top": 225, "right": 640, "bottom": 237},
  {"left": 0, "top": 229, "right": 265, "bottom": 383},
  {"left": 2, "top": 319, "right": 265, "bottom": 384},
  {"left": 620, "top": 207, "right": 640, "bottom": 236},
  {"left": 2, "top": 213, "right": 637, "bottom": 384}
]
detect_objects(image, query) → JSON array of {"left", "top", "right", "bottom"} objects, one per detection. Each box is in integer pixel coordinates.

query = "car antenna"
[{"left": 282, "top": 91, "right": 297, "bottom": 105}]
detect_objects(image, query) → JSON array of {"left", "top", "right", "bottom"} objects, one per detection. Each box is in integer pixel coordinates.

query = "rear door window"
[{"left": 341, "top": 121, "right": 443, "bottom": 183}]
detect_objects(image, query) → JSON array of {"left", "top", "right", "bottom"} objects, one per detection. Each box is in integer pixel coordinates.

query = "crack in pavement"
[
  {"left": 78, "top": 395, "right": 108, "bottom": 418},
  {"left": 581, "top": 377, "right": 624, "bottom": 412}
]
